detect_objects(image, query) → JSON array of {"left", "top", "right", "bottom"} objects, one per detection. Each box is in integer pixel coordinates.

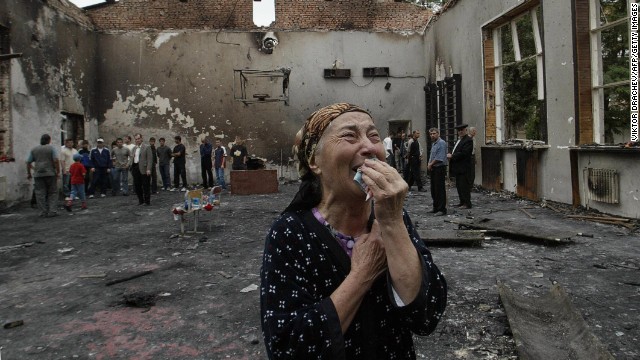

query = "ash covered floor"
[{"left": 0, "top": 182, "right": 638, "bottom": 359}]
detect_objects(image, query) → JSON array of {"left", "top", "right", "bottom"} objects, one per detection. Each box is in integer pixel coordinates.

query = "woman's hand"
[
  {"left": 360, "top": 158, "right": 408, "bottom": 223},
  {"left": 350, "top": 220, "right": 387, "bottom": 284}
]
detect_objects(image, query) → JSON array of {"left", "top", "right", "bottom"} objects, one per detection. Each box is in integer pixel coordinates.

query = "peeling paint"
[
  {"left": 104, "top": 87, "right": 195, "bottom": 131},
  {"left": 153, "top": 32, "right": 180, "bottom": 49}
]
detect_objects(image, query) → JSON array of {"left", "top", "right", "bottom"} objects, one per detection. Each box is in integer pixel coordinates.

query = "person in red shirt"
[{"left": 65, "top": 154, "right": 88, "bottom": 211}]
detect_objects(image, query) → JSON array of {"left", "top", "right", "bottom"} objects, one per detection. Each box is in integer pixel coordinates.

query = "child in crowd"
[{"left": 65, "top": 154, "right": 88, "bottom": 211}]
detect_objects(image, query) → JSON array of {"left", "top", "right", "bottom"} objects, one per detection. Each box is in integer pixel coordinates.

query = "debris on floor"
[{"left": 497, "top": 280, "right": 614, "bottom": 360}]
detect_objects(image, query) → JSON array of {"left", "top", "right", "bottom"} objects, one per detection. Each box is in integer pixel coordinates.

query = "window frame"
[
  {"left": 589, "top": 0, "right": 635, "bottom": 143},
  {"left": 484, "top": 2, "right": 545, "bottom": 143}
]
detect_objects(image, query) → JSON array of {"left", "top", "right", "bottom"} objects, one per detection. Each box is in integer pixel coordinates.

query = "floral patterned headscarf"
[{"left": 294, "top": 103, "right": 370, "bottom": 179}]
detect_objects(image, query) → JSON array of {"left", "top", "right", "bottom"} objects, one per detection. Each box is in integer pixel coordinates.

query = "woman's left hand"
[{"left": 360, "top": 158, "right": 408, "bottom": 222}]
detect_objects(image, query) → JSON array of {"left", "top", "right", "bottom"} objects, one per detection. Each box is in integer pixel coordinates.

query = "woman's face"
[{"left": 311, "top": 112, "right": 385, "bottom": 198}]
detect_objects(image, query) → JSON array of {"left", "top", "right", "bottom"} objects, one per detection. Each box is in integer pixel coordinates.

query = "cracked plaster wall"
[
  {"left": 95, "top": 30, "right": 428, "bottom": 184},
  {"left": 0, "top": 0, "right": 98, "bottom": 207}
]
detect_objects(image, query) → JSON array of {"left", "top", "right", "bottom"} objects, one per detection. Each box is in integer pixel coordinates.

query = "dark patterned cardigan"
[{"left": 260, "top": 209, "right": 447, "bottom": 360}]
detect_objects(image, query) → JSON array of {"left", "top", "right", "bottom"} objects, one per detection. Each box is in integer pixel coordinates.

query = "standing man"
[
  {"left": 123, "top": 135, "right": 135, "bottom": 192},
  {"left": 131, "top": 133, "right": 153, "bottom": 205},
  {"left": 157, "top": 137, "right": 172, "bottom": 191},
  {"left": 26, "top": 134, "right": 60, "bottom": 217},
  {"left": 89, "top": 138, "right": 112, "bottom": 198},
  {"left": 123, "top": 135, "right": 135, "bottom": 152},
  {"left": 468, "top": 127, "right": 477, "bottom": 187},
  {"left": 383, "top": 131, "right": 396, "bottom": 168},
  {"left": 59, "top": 138, "right": 77, "bottom": 198},
  {"left": 213, "top": 138, "right": 227, "bottom": 190},
  {"left": 111, "top": 138, "right": 131, "bottom": 196},
  {"left": 149, "top": 137, "right": 159, "bottom": 194},
  {"left": 230, "top": 136, "right": 248, "bottom": 170},
  {"left": 447, "top": 124, "right": 474, "bottom": 209},
  {"left": 407, "top": 130, "right": 425, "bottom": 192},
  {"left": 199, "top": 137, "right": 214, "bottom": 188},
  {"left": 427, "top": 128, "right": 448, "bottom": 216},
  {"left": 397, "top": 130, "right": 407, "bottom": 176},
  {"left": 172, "top": 135, "right": 187, "bottom": 191}
]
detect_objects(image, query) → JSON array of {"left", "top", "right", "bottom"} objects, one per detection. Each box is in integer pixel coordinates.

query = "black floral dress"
[{"left": 260, "top": 209, "right": 447, "bottom": 360}]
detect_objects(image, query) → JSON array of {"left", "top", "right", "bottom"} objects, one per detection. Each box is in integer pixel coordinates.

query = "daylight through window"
[
  {"left": 484, "top": 3, "right": 545, "bottom": 143},
  {"left": 590, "top": 0, "right": 635, "bottom": 144}
]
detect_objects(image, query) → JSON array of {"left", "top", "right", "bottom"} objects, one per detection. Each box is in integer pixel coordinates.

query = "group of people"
[
  {"left": 26, "top": 133, "right": 248, "bottom": 216},
  {"left": 382, "top": 129, "right": 427, "bottom": 192},
  {"left": 199, "top": 135, "right": 248, "bottom": 189},
  {"left": 382, "top": 125, "right": 476, "bottom": 216}
]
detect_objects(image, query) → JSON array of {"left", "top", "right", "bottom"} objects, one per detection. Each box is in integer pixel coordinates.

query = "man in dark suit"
[
  {"left": 407, "top": 130, "right": 425, "bottom": 192},
  {"left": 131, "top": 133, "right": 154, "bottom": 205},
  {"left": 447, "top": 124, "right": 474, "bottom": 209}
]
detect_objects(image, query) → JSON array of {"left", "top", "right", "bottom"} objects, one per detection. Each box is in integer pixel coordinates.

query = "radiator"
[{"left": 584, "top": 168, "right": 619, "bottom": 204}]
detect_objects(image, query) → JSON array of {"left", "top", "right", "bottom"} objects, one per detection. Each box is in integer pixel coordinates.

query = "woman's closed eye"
[{"left": 340, "top": 132, "right": 358, "bottom": 141}]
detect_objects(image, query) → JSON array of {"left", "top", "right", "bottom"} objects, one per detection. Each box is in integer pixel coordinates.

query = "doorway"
[{"left": 60, "top": 112, "right": 85, "bottom": 147}]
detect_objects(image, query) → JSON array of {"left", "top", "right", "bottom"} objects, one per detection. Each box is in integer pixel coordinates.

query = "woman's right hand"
[{"left": 350, "top": 220, "right": 387, "bottom": 285}]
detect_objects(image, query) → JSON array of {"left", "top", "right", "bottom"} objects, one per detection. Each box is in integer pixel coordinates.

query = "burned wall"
[
  {"left": 94, "top": 30, "right": 428, "bottom": 183},
  {"left": 87, "top": 0, "right": 432, "bottom": 33},
  {"left": 0, "top": 0, "right": 98, "bottom": 207},
  {"left": 424, "top": 2, "right": 575, "bottom": 204}
]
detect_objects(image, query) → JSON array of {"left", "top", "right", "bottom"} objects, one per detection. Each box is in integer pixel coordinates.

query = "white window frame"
[
  {"left": 589, "top": 0, "right": 636, "bottom": 144},
  {"left": 490, "top": 6, "right": 544, "bottom": 143}
]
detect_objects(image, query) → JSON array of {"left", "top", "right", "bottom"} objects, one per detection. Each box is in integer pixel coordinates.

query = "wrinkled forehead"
[{"left": 322, "top": 111, "right": 376, "bottom": 135}]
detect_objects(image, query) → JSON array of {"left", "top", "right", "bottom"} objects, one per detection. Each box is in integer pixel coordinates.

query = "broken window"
[
  {"left": 0, "top": 25, "right": 11, "bottom": 159},
  {"left": 590, "top": 0, "right": 632, "bottom": 144},
  {"left": 484, "top": 3, "right": 545, "bottom": 142}
]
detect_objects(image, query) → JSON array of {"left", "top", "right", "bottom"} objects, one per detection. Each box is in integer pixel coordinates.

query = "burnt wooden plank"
[
  {"left": 498, "top": 281, "right": 614, "bottom": 360},
  {"left": 417, "top": 230, "right": 486, "bottom": 247},
  {"left": 453, "top": 217, "right": 574, "bottom": 244}
]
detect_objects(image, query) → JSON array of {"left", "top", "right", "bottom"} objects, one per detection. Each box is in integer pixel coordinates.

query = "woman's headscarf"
[{"left": 285, "top": 103, "right": 371, "bottom": 213}]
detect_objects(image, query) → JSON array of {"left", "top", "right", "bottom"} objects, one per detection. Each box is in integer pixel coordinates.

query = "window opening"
[
  {"left": 61, "top": 113, "right": 85, "bottom": 146},
  {"left": 590, "top": 0, "right": 633, "bottom": 144},
  {"left": 253, "top": 0, "right": 276, "bottom": 28},
  {"left": 484, "top": 2, "right": 546, "bottom": 143}
]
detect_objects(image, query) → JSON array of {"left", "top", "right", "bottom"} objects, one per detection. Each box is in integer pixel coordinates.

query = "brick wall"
[{"left": 87, "top": 0, "right": 432, "bottom": 33}]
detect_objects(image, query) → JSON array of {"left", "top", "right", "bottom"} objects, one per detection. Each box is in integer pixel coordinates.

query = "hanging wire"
[{"left": 216, "top": 0, "right": 241, "bottom": 46}]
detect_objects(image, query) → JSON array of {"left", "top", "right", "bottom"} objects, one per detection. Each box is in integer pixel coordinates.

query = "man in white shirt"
[{"left": 383, "top": 131, "right": 396, "bottom": 168}]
